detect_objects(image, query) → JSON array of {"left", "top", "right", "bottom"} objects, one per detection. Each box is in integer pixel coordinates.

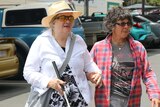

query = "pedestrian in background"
[
  {"left": 90, "top": 6, "right": 160, "bottom": 107},
  {"left": 24, "top": 1, "right": 102, "bottom": 107}
]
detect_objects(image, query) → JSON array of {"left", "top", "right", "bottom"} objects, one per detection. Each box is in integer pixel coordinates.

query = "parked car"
[
  {"left": 130, "top": 21, "right": 159, "bottom": 48},
  {"left": 0, "top": 38, "right": 19, "bottom": 79},
  {"left": 132, "top": 15, "right": 160, "bottom": 41}
]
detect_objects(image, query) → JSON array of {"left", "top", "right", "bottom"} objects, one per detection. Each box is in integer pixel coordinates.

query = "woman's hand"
[
  {"left": 47, "top": 78, "right": 66, "bottom": 95},
  {"left": 86, "top": 72, "right": 102, "bottom": 88},
  {"left": 151, "top": 98, "right": 160, "bottom": 107}
]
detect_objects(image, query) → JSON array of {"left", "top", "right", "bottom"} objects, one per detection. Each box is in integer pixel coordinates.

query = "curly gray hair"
[{"left": 104, "top": 6, "right": 133, "bottom": 32}]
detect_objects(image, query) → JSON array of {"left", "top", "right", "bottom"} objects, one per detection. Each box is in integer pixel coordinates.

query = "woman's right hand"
[
  {"left": 86, "top": 72, "right": 102, "bottom": 88},
  {"left": 47, "top": 78, "right": 66, "bottom": 95}
]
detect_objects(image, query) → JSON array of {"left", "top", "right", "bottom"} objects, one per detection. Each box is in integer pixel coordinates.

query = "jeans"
[{"left": 110, "top": 94, "right": 129, "bottom": 107}]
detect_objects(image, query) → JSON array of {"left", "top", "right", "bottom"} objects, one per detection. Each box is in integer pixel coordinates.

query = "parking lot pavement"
[
  {"left": 0, "top": 92, "right": 29, "bottom": 107},
  {"left": 0, "top": 85, "right": 95, "bottom": 107},
  {"left": 0, "top": 80, "right": 30, "bottom": 107}
]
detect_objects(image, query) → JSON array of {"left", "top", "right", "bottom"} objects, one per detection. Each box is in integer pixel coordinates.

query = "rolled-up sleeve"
[
  {"left": 84, "top": 49, "right": 101, "bottom": 73},
  {"left": 141, "top": 47, "right": 160, "bottom": 100}
]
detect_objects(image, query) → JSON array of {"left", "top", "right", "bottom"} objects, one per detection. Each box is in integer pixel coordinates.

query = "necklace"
[
  {"left": 117, "top": 46, "right": 124, "bottom": 51},
  {"left": 118, "top": 47, "right": 122, "bottom": 50},
  {"left": 112, "top": 42, "right": 127, "bottom": 51}
]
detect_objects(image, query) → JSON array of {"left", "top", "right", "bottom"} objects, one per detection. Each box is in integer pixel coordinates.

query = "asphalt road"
[
  {"left": 0, "top": 49, "right": 160, "bottom": 107},
  {"left": 0, "top": 80, "right": 30, "bottom": 107}
]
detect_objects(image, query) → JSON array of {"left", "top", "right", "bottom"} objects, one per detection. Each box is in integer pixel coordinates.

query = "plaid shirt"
[{"left": 90, "top": 35, "right": 160, "bottom": 107}]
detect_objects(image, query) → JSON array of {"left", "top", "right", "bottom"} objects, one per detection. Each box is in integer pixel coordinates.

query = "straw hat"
[{"left": 41, "top": 0, "right": 82, "bottom": 27}]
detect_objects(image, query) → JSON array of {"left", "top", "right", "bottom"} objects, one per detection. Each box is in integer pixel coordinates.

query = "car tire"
[{"left": 15, "top": 50, "right": 26, "bottom": 80}]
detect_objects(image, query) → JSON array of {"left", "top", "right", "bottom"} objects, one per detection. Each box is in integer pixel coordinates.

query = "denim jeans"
[{"left": 110, "top": 94, "right": 129, "bottom": 107}]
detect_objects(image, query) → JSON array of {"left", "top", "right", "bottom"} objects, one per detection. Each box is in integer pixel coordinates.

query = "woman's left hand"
[
  {"left": 86, "top": 72, "right": 102, "bottom": 88},
  {"left": 151, "top": 98, "right": 160, "bottom": 107}
]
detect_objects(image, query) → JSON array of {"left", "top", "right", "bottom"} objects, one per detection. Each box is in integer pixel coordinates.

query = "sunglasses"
[
  {"left": 55, "top": 15, "right": 74, "bottom": 22},
  {"left": 115, "top": 22, "right": 132, "bottom": 27}
]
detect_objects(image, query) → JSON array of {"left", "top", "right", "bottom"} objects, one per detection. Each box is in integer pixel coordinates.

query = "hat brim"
[{"left": 41, "top": 11, "right": 82, "bottom": 27}]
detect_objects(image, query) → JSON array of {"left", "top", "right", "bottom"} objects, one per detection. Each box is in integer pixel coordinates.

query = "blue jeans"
[{"left": 110, "top": 94, "right": 129, "bottom": 107}]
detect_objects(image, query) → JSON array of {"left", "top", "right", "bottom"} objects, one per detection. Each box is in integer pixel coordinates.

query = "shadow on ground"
[
  {"left": 0, "top": 80, "right": 30, "bottom": 101},
  {"left": 147, "top": 49, "right": 160, "bottom": 57}
]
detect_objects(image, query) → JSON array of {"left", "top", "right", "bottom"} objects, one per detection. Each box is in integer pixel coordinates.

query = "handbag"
[
  {"left": 25, "top": 88, "right": 53, "bottom": 107},
  {"left": 25, "top": 33, "right": 76, "bottom": 107}
]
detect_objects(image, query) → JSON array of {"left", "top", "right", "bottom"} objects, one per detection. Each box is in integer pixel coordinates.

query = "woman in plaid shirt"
[{"left": 90, "top": 6, "right": 160, "bottom": 107}]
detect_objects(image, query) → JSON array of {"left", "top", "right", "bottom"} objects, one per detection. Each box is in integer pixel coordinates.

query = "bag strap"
[
  {"left": 59, "top": 33, "right": 76, "bottom": 75},
  {"left": 49, "top": 32, "right": 76, "bottom": 76}
]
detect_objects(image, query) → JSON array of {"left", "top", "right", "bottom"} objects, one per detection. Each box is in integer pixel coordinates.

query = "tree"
[
  {"left": 123, "top": 0, "right": 160, "bottom": 6},
  {"left": 146, "top": 0, "right": 160, "bottom": 6}
]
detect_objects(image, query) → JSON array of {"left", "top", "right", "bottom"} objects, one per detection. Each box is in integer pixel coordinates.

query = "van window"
[
  {"left": 5, "top": 8, "right": 47, "bottom": 26},
  {"left": 73, "top": 18, "right": 82, "bottom": 28}
]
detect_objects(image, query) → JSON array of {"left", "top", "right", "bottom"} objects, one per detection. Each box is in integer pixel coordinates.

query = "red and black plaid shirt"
[{"left": 90, "top": 35, "right": 160, "bottom": 107}]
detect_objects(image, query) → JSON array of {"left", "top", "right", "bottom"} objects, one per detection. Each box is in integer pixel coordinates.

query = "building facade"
[{"left": 0, "top": 0, "right": 123, "bottom": 15}]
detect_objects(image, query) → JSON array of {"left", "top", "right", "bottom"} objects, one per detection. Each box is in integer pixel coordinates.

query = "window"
[
  {"left": 5, "top": 8, "right": 47, "bottom": 26},
  {"left": 132, "top": 15, "right": 151, "bottom": 23},
  {"left": 73, "top": 18, "right": 82, "bottom": 28},
  {"left": 132, "top": 16, "right": 145, "bottom": 23}
]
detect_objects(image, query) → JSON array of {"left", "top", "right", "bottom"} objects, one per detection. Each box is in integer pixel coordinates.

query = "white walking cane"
[{"left": 52, "top": 61, "right": 71, "bottom": 107}]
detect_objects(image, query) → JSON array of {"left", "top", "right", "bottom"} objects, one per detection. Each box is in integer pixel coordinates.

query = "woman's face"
[
  {"left": 51, "top": 13, "right": 74, "bottom": 34},
  {"left": 113, "top": 19, "right": 132, "bottom": 39}
]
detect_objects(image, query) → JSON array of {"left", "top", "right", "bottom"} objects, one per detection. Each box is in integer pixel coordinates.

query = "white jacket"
[{"left": 23, "top": 29, "right": 100, "bottom": 104}]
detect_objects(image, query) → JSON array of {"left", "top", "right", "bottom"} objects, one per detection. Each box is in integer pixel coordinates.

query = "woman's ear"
[
  {"left": 49, "top": 21, "right": 55, "bottom": 28},
  {"left": 52, "top": 21, "right": 55, "bottom": 25}
]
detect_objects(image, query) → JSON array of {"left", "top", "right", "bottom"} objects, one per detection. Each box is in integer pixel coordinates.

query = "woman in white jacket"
[{"left": 23, "top": 1, "right": 102, "bottom": 107}]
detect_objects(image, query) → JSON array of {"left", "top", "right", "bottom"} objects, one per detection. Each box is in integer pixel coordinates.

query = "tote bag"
[{"left": 25, "top": 88, "right": 53, "bottom": 107}]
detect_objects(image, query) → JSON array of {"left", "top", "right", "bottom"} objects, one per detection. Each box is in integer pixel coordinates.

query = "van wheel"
[{"left": 15, "top": 50, "right": 26, "bottom": 80}]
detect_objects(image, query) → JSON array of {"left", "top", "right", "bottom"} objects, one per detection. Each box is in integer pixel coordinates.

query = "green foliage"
[
  {"left": 124, "top": 0, "right": 160, "bottom": 6},
  {"left": 146, "top": 0, "right": 160, "bottom": 6}
]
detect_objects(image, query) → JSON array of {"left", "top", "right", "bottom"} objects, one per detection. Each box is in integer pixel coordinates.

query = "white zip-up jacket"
[{"left": 23, "top": 29, "right": 101, "bottom": 104}]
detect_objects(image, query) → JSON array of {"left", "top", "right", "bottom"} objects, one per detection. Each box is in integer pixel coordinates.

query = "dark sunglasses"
[
  {"left": 56, "top": 15, "right": 74, "bottom": 22},
  {"left": 115, "top": 22, "right": 132, "bottom": 27}
]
